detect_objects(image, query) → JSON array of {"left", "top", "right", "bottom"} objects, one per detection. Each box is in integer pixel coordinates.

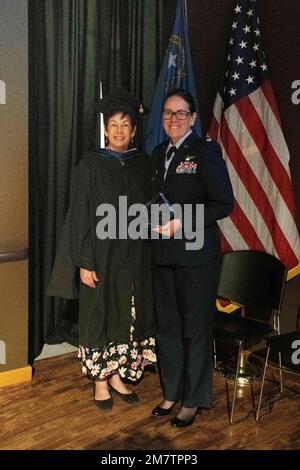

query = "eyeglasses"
[{"left": 162, "top": 109, "right": 192, "bottom": 120}]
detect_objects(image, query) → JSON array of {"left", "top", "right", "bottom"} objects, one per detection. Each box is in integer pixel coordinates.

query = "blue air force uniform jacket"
[{"left": 150, "top": 133, "right": 234, "bottom": 266}]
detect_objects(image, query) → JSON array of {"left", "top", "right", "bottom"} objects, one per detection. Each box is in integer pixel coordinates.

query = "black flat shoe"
[
  {"left": 109, "top": 384, "right": 139, "bottom": 404},
  {"left": 152, "top": 402, "right": 176, "bottom": 416},
  {"left": 170, "top": 409, "right": 201, "bottom": 427},
  {"left": 94, "top": 396, "right": 113, "bottom": 411}
]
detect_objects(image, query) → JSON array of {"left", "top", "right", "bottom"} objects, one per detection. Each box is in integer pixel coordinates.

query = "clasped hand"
[
  {"left": 80, "top": 268, "right": 99, "bottom": 288},
  {"left": 152, "top": 218, "right": 182, "bottom": 238}
]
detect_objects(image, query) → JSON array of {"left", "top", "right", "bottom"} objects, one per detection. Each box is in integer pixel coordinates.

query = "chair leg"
[
  {"left": 278, "top": 351, "right": 283, "bottom": 393},
  {"left": 256, "top": 346, "right": 270, "bottom": 421},
  {"left": 230, "top": 343, "right": 242, "bottom": 424},
  {"left": 274, "top": 312, "right": 284, "bottom": 394},
  {"left": 213, "top": 339, "right": 217, "bottom": 369}
]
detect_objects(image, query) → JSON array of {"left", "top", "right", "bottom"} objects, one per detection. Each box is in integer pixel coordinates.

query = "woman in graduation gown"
[{"left": 47, "top": 89, "right": 156, "bottom": 410}]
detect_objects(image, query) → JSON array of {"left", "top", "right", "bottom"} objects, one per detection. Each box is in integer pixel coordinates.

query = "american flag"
[{"left": 209, "top": 0, "right": 300, "bottom": 278}]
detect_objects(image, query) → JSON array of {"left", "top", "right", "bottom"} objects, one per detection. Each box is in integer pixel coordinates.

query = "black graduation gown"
[{"left": 47, "top": 149, "right": 155, "bottom": 349}]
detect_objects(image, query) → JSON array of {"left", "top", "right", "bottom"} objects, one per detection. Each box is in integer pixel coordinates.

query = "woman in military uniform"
[{"left": 150, "top": 88, "right": 234, "bottom": 427}]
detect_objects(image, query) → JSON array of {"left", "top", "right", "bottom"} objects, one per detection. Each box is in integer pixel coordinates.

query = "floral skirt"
[{"left": 78, "top": 295, "right": 156, "bottom": 381}]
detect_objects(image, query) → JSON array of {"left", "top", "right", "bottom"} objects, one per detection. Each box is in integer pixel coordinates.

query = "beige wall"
[
  {"left": 0, "top": 0, "right": 28, "bottom": 372},
  {"left": 0, "top": 261, "right": 28, "bottom": 370}
]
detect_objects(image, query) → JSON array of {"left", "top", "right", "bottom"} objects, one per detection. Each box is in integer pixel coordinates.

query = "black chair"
[
  {"left": 256, "top": 330, "right": 300, "bottom": 420},
  {"left": 213, "top": 250, "right": 287, "bottom": 423}
]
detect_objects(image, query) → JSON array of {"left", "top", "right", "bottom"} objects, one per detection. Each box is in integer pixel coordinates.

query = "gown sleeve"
[{"left": 47, "top": 158, "right": 96, "bottom": 299}]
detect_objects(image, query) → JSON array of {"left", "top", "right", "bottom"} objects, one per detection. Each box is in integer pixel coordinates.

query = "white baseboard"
[{"left": 35, "top": 342, "right": 78, "bottom": 360}]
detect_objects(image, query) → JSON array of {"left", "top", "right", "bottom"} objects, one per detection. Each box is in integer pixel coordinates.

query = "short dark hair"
[
  {"left": 162, "top": 88, "right": 196, "bottom": 113},
  {"left": 103, "top": 110, "right": 136, "bottom": 129}
]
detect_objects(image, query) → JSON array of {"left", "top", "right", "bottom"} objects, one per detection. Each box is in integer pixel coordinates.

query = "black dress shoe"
[
  {"left": 109, "top": 384, "right": 139, "bottom": 404},
  {"left": 152, "top": 402, "right": 176, "bottom": 416},
  {"left": 170, "top": 409, "right": 201, "bottom": 427},
  {"left": 94, "top": 396, "right": 113, "bottom": 411}
]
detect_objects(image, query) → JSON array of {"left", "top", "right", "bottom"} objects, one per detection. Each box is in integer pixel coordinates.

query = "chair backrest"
[{"left": 217, "top": 251, "right": 287, "bottom": 311}]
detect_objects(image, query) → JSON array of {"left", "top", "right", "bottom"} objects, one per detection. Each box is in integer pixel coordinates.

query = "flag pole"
[{"left": 183, "top": 0, "right": 188, "bottom": 29}]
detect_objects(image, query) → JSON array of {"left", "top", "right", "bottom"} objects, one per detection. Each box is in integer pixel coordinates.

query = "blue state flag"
[{"left": 144, "top": 0, "right": 202, "bottom": 155}]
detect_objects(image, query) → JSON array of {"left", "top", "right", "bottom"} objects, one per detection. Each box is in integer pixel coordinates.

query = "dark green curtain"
[
  {"left": 97, "top": 0, "right": 171, "bottom": 144},
  {"left": 28, "top": 0, "right": 175, "bottom": 362},
  {"left": 29, "top": 0, "right": 100, "bottom": 362}
]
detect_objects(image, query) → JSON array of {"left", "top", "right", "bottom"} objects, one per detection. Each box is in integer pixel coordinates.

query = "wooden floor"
[{"left": 1, "top": 352, "right": 299, "bottom": 450}]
